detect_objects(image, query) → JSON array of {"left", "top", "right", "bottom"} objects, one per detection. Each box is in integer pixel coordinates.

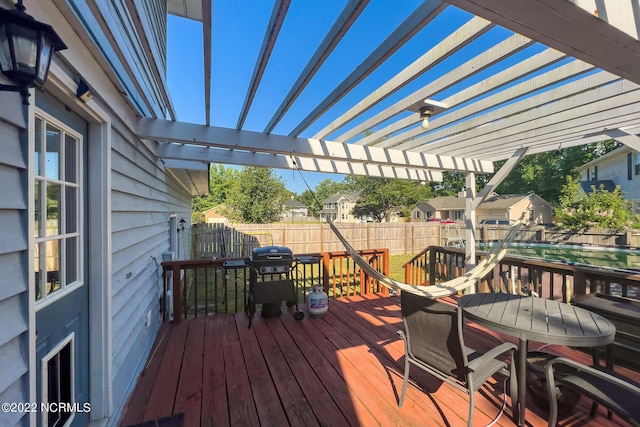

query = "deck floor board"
[{"left": 120, "top": 294, "right": 638, "bottom": 427}]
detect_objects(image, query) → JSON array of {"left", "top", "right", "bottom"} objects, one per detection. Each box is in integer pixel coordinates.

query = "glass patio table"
[{"left": 458, "top": 292, "right": 616, "bottom": 426}]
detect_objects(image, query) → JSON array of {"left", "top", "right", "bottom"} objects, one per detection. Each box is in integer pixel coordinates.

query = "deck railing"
[
  {"left": 161, "top": 248, "right": 389, "bottom": 322},
  {"left": 403, "top": 246, "right": 640, "bottom": 301}
]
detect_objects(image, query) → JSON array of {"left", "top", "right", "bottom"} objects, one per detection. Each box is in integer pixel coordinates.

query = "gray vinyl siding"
[
  {"left": 109, "top": 125, "right": 191, "bottom": 414},
  {"left": 0, "top": 118, "right": 29, "bottom": 427},
  {"left": 580, "top": 148, "right": 640, "bottom": 207}
]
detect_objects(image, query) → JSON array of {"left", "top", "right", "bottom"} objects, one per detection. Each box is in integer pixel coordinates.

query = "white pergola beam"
[
  {"left": 446, "top": 0, "right": 640, "bottom": 86},
  {"left": 472, "top": 147, "right": 529, "bottom": 210},
  {"left": 236, "top": 0, "right": 290, "bottom": 129},
  {"left": 136, "top": 117, "right": 494, "bottom": 173},
  {"left": 378, "top": 58, "right": 597, "bottom": 151},
  {"left": 416, "top": 76, "right": 640, "bottom": 152},
  {"left": 358, "top": 48, "right": 572, "bottom": 147},
  {"left": 332, "top": 32, "right": 533, "bottom": 144},
  {"left": 263, "top": 0, "right": 369, "bottom": 133},
  {"left": 156, "top": 143, "right": 443, "bottom": 181},
  {"left": 605, "top": 129, "right": 640, "bottom": 151},
  {"left": 314, "top": 16, "right": 496, "bottom": 140},
  {"left": 289, "top": 0, "right": 445, "bottom": 136},
  {"left": 447, "top": 110, "right": 640, "bottom": 160}
]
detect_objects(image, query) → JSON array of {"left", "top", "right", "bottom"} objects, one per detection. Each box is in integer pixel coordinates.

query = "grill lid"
[{"left": 250, "top": 246, "right": 294, "bottom": 262}]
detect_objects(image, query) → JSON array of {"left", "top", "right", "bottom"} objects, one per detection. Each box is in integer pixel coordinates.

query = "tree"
[
  {"left": 344, "top": 176, "right": 433, "bottom": 222},
  {"left": 554, "top": 176, "right": 640, "bottom": 230},
  {"left": 191, "top": 164, "right": 239, "bottom": 222},
  {"left": 227, "top": 167, "right": 289, "bottom": 223},
  {"left": 299, "top": 179, "right": 348, "bottom": 217},
  {"left": 495, "top": 140, "right": 620, "bottom": 205},
  {"left": 430, "top": 171, "right": 490, "bottom": 196}
]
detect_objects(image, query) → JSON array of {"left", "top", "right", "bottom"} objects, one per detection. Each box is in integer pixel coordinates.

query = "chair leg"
[
  {"left": 467, "top": 391, "right": 475, "bottom": 427},
  {"left": 547, "top": 385, "right": 559, "bottom": 427},
  {"left": 399, "top": 357, "right": 410, "bottom": 407}
]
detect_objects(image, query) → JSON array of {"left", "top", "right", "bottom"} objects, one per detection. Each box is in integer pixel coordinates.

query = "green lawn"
[
  {"left": 182, "top": 253, "right": 419, "bottom": 317},
  {"left": 389, "top": 254, "right": 415, "bottom": 282}
]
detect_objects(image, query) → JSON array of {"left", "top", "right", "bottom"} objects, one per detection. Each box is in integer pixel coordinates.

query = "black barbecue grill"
[{"left": 245, "top": 246, "right": 304, "bottom": 328}]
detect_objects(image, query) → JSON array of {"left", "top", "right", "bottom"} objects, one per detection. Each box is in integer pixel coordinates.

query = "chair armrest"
[
  {"left": 467, "top": 342, "right": 517, "bottom": 372},
  {"left": 545, "top": 357, "right": 640, "bottom": 396}
]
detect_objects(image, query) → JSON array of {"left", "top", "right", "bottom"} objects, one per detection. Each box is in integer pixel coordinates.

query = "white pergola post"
[{"left": 464, "top": 172, "right": 477, "bottom": 283}]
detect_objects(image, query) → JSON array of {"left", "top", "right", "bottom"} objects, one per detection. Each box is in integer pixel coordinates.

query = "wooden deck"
[{"left": 119, "top": 294, "right": 638, "bottom": 427}]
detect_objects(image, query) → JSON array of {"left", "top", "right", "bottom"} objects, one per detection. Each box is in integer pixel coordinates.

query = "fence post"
[
  {"left": 382, "top": 248, "right": 390, "bottom": 295},
  {"left": 429, "top": 249, "right": 437, "bottom": 286},
  {"left": 322, "top": 252, "right": 330, "bottom": 292},
  {"left": 405, "top": 260, "right": 411, "bottom": 285},
  {"left": 573, "top": 268, "right": 587, "bottom": 297},
  {"left": 191, "top": 223, "right": 198, "bottom": 259}
]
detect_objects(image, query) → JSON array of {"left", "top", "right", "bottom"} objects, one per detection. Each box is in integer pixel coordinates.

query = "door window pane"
[
  {"left": 65, "top": 237, "right": 77, "bottom": 284},
  {"left": 35, "top": 242, "right": 42, "bottom": 301},
  {"left": 35, "top": 179, "right": 42, "bottom": 238},
  {"left": 65, "top": 187, "right": 77, "bottom": 233},
  {"left": 45, "top": 125, "right": 61, "bottom": 180},
  {"left": 46, "top": 182, "right": 61, "bottom": 236},
  {"left": 65, "top": 134, "right": 77, "bottom": 183},
  {"left": 46, "top": 239, "right": 60, "bottom": 296},
  {"left": 35, "top": 117, "right": 42, "bottom": 176}
]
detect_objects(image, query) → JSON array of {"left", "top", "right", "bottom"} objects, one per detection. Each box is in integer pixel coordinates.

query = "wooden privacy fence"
[
  {"left": 192, "top": 222, "right": 640, "bottom": 259},
  {"left": 192, "top": 222, "right": 441, "bottom": 257}
]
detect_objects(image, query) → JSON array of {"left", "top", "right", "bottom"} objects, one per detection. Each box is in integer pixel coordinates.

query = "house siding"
[
  {"left": 0, "top": 117, "right": 29, "bottom": 426},
  {"left": 580, "top": 148, "right": 640, "bottom": 211},
  {"left": 110, "top": 125, "right": 191, "bottom": 417}
]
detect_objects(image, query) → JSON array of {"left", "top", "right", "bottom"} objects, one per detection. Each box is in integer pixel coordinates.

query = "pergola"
[{"left": 155, "top": 0, "right": 640, "bottom": 265}]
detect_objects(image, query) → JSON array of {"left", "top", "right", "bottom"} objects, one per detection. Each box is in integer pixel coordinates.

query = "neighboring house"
[
  {"left": 321, "top": 193, "right": 362, "bottom": 223},
  {"left": 411, "top": 193, "right": 552, "bottom": 225},
  {"left": 0, "top": 2, "right": 207, "bottom": 427},
  {"left": 282, "top": 199, "right": 309, "bottom": 220},
  {"left": 576, "top": 146, "right": 640, "bottom": 214},
  {"left": 203, "top": 205, "right": 232, "bottom": 224},
  {"left": 411, "top": 196, "right": 466, "bottom": 222}
]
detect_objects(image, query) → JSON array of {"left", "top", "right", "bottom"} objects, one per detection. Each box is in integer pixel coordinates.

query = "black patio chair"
[
  {"left": 545, "top": 357, "right": 640, "bottom": 427},
  {"left": 397, "top": 292, "right": 517, "bottom": 427}
]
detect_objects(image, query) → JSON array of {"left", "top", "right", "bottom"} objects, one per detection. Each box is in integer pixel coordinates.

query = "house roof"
[
  {"left": 284, "top": 200, "right": 307, "bottom": 209},
  {"left": 480, "top": 194, "right": 532, "bottom": 209},
  {"left": 417, "top": 193, "right": 540, "bottom": 211},
  {"left": 580, "top": 180, "right": 617, "bottom": 193},
  {"left": 202, "top": 204, "right": 227, "bottom": 214},
  {"left": 424, "top": 196, "right": 466, "bottom": 210},
  {"left": 323, "top": 193, "right": 360, "bottom": 204},
  {"left": 576, "top": 145, "right": 635, "bottom": 170}
]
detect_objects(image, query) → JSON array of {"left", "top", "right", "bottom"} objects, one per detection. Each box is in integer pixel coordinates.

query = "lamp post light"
[{"left": 0, "top": 0, "right": 67, "bottom": 104}]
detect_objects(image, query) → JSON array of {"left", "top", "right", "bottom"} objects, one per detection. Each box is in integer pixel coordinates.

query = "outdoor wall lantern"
[
  {"left": 178, "top": 218, "right": 186, "bottom": 232},
  {"left": 0, "top": 0, "right": 67, "bottom": 104}
]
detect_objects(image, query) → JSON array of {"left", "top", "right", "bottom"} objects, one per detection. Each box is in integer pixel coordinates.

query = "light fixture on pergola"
[{"left": 407, "top": 99, "right": 448, "bottom": 130}]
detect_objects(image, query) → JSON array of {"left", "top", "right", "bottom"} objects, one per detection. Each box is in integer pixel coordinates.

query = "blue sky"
[{"left": 165, "top": 2, "right": 551, "bottom": 194}]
